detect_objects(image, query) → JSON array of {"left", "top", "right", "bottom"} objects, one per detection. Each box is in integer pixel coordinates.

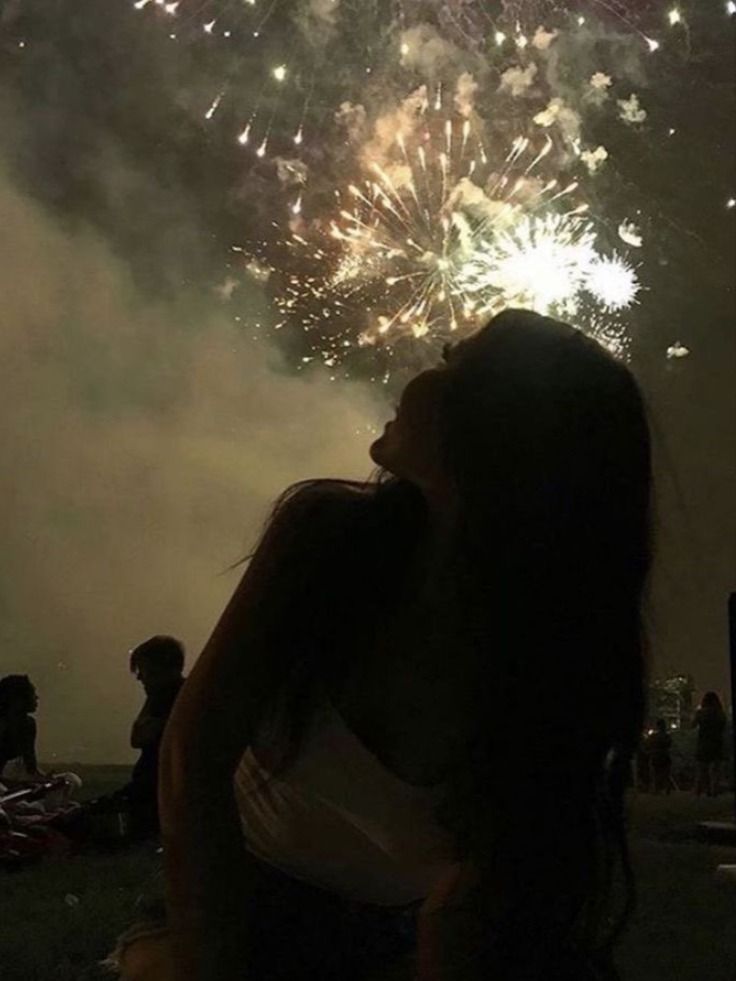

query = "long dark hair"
[
  {"left": 699, "top": 691, "right": 725, "bottom": 715},
  {"left": 432, "top": 310, "right": 651, "bottom": 977},
  {"left": 246, "top": 310, "right": 651, "bottom": 978}
]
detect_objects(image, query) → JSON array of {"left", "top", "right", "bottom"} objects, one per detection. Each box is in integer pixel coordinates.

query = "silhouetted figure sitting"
[
  {"left": 122, "top": 636, "right": 185, "bottom": 837},
  {"left": 0, "top": 674, "right": 81, "bottom": 831},
  {"left": 85, "top": 637, "right": 185, "bottom": 842},
  {"left": 0, "top": 675, "right": 41, "bottom": 781},
  {"left": 692, "top": 691, "right": 727, "bottom": 797},
  {"left": 646, "top": 719, "right": 673, "bottom": 795}
]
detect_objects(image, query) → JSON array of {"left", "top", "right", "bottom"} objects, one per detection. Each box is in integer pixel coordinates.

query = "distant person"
[
  {"left": 646, "top": 719, "right": 673, "bottom": 795},
  {"left": 119, "top": 635, "right": 185, "bottom": 837},
  {"left": 146, "top": 311, "right": 653, "bottom": 981},
  {"left": 0, "top": 674, "right": 81, "bottom": 813},
  {"left": 0, "top": 675, "right": 41, "bottom": 780},
  {"left": 692, "top": 691, "right": 727, "bottom": 796}
]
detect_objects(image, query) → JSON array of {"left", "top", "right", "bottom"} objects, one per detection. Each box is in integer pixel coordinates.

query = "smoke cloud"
[
  {"left": 499, "top": 63, "right": 538, "bottom": 98},
  {"left": 293, "top": 0, "right": 343, "bottom": 47},
  {"left": 0, "top": 166, "right": 381, "bottom": 763}
]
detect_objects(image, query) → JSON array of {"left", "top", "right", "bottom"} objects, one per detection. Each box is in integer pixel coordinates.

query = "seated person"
[
  {"left": 1, "top": 674, "right": 43, "bottom": 781},
  {"left": 90, "top": 636, "right": 185, "bottom": 839},
  {"left": 0, "top": 674, "right": 81, "bottom": 817}
]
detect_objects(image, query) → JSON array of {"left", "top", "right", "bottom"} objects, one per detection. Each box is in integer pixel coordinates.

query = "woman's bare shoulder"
[{"left": 271, "top": 478, "right": 373, "bottom": 525}]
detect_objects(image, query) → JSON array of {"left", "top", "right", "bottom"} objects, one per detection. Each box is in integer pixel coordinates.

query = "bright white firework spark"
[
  {"left": 463, "top": 212, "right": 598, "bottom": 314},
  {"left": 585, "top": 255, "right": 640, "bottom": 311}
]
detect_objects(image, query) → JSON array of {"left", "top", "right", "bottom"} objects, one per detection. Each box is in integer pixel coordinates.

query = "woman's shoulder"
[
  {"left": 271, "top": 479, "right": 375, "bottom": 534},
  {"left": 251, "top": 480, "right": 376, "bottom": 575}
]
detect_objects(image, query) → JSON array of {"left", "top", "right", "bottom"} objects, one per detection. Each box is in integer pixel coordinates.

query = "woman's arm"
[
  {"left": 159, "top": 583, "right": 267, "bottom": 980},
  {"left": 160, "top": 487, "right": 346, "bottom": 980}
]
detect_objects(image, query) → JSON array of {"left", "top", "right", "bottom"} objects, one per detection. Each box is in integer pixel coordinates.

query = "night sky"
[{"left": 0, "top": 0, "right": 734, "bottom": 761}]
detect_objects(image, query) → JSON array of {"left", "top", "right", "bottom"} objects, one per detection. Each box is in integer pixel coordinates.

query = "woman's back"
[
  {"left": 233, "top": 507, "right": 480, "bottom": 907},
  {"left": 235, "top": 678, "right": 455, "bottom": 906},
  {"left": 695, "top": 706, "right": 726, "bottom": 756}
]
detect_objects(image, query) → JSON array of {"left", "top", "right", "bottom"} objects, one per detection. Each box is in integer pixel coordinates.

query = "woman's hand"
[{"left": 417, "top": 862, "right": 485, "bottom": 981}]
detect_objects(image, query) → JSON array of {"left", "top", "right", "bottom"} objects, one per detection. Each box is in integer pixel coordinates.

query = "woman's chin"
[
  {"left": 369, "top": 436, "right": 386, "bottom": 467},
  {"left": 369, "top": 433, "right": 397, "bottom": 472}
]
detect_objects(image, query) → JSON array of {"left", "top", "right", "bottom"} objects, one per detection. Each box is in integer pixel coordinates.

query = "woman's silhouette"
[
  {"left": 160, "top": 310, "right": 652, "bottom": 981},
  {"left": 692, "top": 692, "right": 727, "bottom": 797}
]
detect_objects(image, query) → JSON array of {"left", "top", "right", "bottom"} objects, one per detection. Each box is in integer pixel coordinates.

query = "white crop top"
[{"left": 233, "top": 684, "right": 456, "bottom": 907}]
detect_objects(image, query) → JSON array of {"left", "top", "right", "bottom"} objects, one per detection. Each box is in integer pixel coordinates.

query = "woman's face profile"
[{"left": 369, "top": 362, "right": 449, "bottom": 488}]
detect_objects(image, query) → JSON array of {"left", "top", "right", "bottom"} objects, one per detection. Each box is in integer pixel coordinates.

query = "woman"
[
  {"left": 160, "top": 310, "right": 652, "bottom": 981},
  {"left": 0, "top": 674, "right": 81, "bottom": 820},
  {"left": 0, "top": 675, "right": 42, "bottom": 779},
  {"left": 692, "top": 692, "right": 727, "bottom": 797}
]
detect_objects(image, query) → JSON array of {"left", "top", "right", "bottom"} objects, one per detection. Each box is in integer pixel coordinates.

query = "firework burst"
[
  {"left": 264, "top": 102, "right": 638, "bottom": 365},
  {"left": 114, "top": 0, "right": 736, "bottom": 374}
]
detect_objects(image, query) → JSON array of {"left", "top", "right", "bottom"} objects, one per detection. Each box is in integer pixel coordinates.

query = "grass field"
[{"left": 2, "top": 767, "right": 735, "bottom": 980}]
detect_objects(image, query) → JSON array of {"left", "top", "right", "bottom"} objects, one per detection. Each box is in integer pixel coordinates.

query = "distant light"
[
  {"left": 495, "top": 31, "right": 506, "bottom": 46},
  {"left": 668, "top": 8, "right": 681, "bottom": 25},
  {"left": 668, "top": 127, "right": 677, "bottom": 136},
  {"left": 578, "top": 16, "right": 585, "bottom": 25},
  {"left": 646, "top": 36, "right": 660, "bottom": 52},
  {"left": 727, "top": 197, "right": 736, "bottom": 209},
  {"left": 163, "top": 1, "right": 178, "bottom": 14},
  {"left": 727, "top": 1, "right": 736, "bottom": 15},
  {"left": 272, "top": 64, "right": 287, "bottom": 82},
  {"left": 400, "top": 42, "right": 409, "bottom": 55},
  {"left": 18, "top": 39, "right": 25, "bottom": 48},
  {"left": 223, "top": 30, "right": 231, "bottom": 38}
]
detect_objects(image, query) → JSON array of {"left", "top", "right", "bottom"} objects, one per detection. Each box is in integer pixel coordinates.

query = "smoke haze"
[{"left": 0, "top": 168, "right": 381, "bottom": 763}]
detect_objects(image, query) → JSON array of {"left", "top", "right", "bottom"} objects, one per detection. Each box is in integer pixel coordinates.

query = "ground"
[{"left": 2, "top": 767, "right": 735, "bottom": 980}]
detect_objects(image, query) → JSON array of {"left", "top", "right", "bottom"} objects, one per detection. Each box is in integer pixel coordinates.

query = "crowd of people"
[{"left": 0, "top": 636, "right": 185, "bottom": 866}]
